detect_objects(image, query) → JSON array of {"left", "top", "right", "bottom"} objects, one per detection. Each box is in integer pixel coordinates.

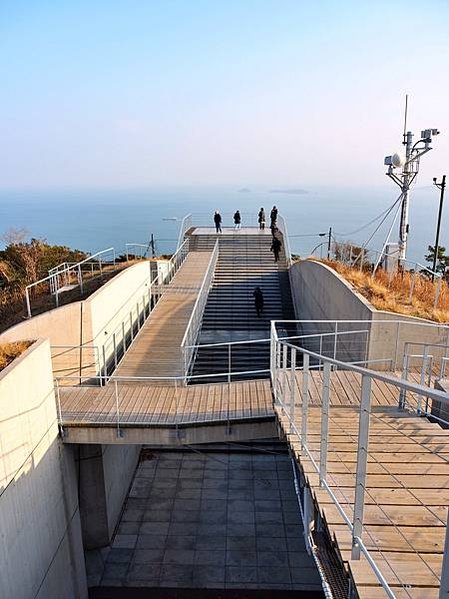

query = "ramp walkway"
[
  {"left": 114, "top": 250, "right": 212, "bottom": 380},
  {"left": 272, "top": 334, "right": 449, "bottom": 599}
]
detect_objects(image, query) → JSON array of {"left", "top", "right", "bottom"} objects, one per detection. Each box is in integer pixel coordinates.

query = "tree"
[{"left": 424, "top": 245, "right": 449, "bottom": 275}]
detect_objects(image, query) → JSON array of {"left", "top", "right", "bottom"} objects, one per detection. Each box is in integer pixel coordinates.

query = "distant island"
[
  {"left": 237, "top": 188, "right": 251, "bottom": 193},
  {"left": 269, "top": 188, "right": 308, "bottom": 195}
]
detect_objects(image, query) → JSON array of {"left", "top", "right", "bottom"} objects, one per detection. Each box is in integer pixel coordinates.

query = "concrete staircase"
[{"left": 188, "top": 230, "right": 295, "bottom": 381}]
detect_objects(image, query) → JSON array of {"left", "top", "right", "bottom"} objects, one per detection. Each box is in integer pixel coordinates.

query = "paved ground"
[{"left": 97, "top": 447, "right": 323, "bottom": 591}]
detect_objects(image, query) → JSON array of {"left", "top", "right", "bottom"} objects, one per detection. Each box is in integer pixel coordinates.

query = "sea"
[{"left": 0, "top": 185, "right": 443, "bottom": 266}]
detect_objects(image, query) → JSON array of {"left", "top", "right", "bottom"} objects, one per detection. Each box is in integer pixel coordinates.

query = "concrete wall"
[
  {"left": 77, "top": 444, "right": 140, "bottom": 549},
  {"left": 0, "top": 339, "right": 87, "bottom": 599},
  {"left": 0, "top": 260, "right": 154, "bottom": 378},
  {"left": 289, "top": 259, "right": 449, "bottom": 368},
  {"left": 289, "top": 260, "right": 374, "bottom": 362}
]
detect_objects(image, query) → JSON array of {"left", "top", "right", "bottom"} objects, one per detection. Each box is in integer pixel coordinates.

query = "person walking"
[
  {"left": 270, "top": 235, "right": 282, "bottom": 262},
  {"left": 213, "top": 210, "right": 222, "bottom": 233},
  {"left": 233, "top": 210, "right": 241, "bottom": 230},
  {"left": 270, "top": 205, "right": 278, "bottom": 227},
  {"left": 258, "top": 207, "right": 265, "bottom": 230},
  {"left": 252, "top": 286, "right": 264, "bottom": 317}
]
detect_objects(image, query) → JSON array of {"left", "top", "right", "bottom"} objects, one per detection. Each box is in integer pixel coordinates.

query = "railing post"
[
  {"left": 102, "top": 345, "right": 107, "bottom": 384},
  {"left": 301, "top": 353, "right": 309, "bottom": 454},
  {"left": 320, "top": 362, "right": 331, "bottom": 486},
  {"left": 55, "top": 379, "right": 64, "bottom": 436},
  {"left": 333, "top": 322, "right": 338, "bottom": 360},
  {"left": 130, "top": 312, "right": 134, "bottom": 341},
  {"left": 282, "top": 344, "right": 288, "bottom": 397},
  {"left": 122, "top": 321, "right": 126, "bottom": 351},
  {"left": 25, "top": 287, "right": 32, "bottom": 318},
  {"left": 290, "top": 348, "right": 296, "bottom": 432},
  {"left": 113, "top": 333, "right": 117, "bottom": 369},
  {"left": 417, "top": 346, "right": 429, "bottom": 415},
  {"left": 440, "top": 508, "right": 449, "bottom": 599},
  {"left": 78, "top": 264, "right": 84, "bottom": 295},
  {"left": 303, "top": 485, "right": 313, "bottom": 555},
  {"left": 114, "top": 380, "right": 121, "bottom": 437},
  {"left": 352, "top": 374, "right": 372, "bottom": 560},
  {"left": 399, "top": 354, "right": 409, "bottom": 409}
]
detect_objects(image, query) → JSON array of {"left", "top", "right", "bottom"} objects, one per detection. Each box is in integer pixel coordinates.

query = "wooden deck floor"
[
  {"left": 275, "top": 369, "right": 449, "bottom": 598},
  {"left": 115, "top": 251, "right": 212, "bottom": 380},
  {"left": 59, "top": 378, "right": 274, "bottom": 426}
]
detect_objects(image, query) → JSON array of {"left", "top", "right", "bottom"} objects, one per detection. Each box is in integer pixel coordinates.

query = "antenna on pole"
[{"left": 402, "top": 94, "right": 408, "bottom": 146}]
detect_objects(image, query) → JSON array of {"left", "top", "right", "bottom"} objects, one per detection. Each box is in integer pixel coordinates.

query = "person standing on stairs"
[
  {"left": 258, "top": 208, "right": 265, "bottom": 230},
  {"left": 271, "top": 235, "right": 282, "bottom": 262},
  {"left": 233, "top": 210, "right": 241, "bottom": 230},
  {"left": 253, "top": 287, "right": 264, "bottom": 317},
  {"left": 270, "top": 205, "right": 278, "bottom": 227},
  {"left": 213, "top": 210, "right": 222, "bottom": 233}
]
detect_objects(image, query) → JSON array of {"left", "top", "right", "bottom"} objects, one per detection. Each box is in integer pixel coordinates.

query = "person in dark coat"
[
  {"left": 213, "top": 210, "right": 222, "bottom": 233},
  {"left": 270, "top": 235, "right": 282, "bottom": 262},
  {"left": 253, "top": 286, "right": 264, "bottom": 317},
  {"left": 233, "top": 210, "right": 241, "bottom": 230},
  {"left": 258, "top": 208, "right": 265, "bottom": 230},
  {"left": 270, "top": 205, "right": 278, "bottom": 226}
]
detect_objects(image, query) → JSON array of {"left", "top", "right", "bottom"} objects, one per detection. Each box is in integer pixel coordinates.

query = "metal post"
[
  {"left": 434, "top": 277, "right": 442, "bottom": 310},
  {"left": 130, "top": 312, "right": 134, "bottom": 341},
  {"left": 290, "top": 348, "right": 296, "bottom": 432},
  {"left": 320, "top": 362, "right": 331, "bottom": 486},
  {"left": 102, "top": 345, "right": 107, "bottom": 384},
  {"left": 227, "top": 344, "right": 231, "bottom": 433},
  {"left": 113, "top": 333, "right": 117, "bottom": 369},
  {"left": 440, "top": 508, "right": 449, "bottom": 599},
  {"left": 282, "top": 344, "right": 288, "bottom": 398},
  {"left": 399, "top": 354, "right": 409, "bottom": 409},
  {"left": 114, "top": 380, "right": 121, "bottom": 437},
  {"left": 55, "top": 379, "right": 64, "bottom": 434},
  {"left": 301, "top": 353, "right": 309, "bottom": 453},
  {"left": 78, "top": 264, "right": 84, "bottom": 295},
  {"left": 432, "top": 175, "right": 446, "bottom": 282},
  {"left": 333, "top": 322, "right": 338, "bottom": 360},
  {"left": 352, "top": 374, "right": 372, "bottom": 560},
  {"left": 122, "top": 321, "right": 126, "bottom": 352},
  {"left": 25, "top": 288, "right": 32, "bottom": 318},
  {"left": 303, "top": 485, "right": 313, "bottom": 555},
  {"left": 327, "top": 227, "right": 332, "bottom": 260}
]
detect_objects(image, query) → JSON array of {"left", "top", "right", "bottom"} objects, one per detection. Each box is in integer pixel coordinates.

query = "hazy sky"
[{"left": 1, "top": 0, "right": 448, "bottom": 189}]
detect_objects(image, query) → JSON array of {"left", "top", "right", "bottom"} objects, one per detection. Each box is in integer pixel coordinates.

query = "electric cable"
[{"left": 334, "top": 198, "right": 402, "bottom": 237}]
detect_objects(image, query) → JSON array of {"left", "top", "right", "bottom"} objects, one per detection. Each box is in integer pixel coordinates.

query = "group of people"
[
  {"left": 213, "top": 205, "right": 279, "bottom": 234},
  {"left": 212, "top": 206, "right": 283, "bottom": 318}
]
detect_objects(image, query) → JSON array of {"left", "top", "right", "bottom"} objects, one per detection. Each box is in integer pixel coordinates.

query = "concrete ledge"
[{"left": 62, "top": 418, "right": 277, "bottom": 445}]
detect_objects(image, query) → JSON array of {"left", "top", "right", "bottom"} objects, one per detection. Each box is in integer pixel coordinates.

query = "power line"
[{"left": 334, "top": 199, "right": 402, "bottom": 237}]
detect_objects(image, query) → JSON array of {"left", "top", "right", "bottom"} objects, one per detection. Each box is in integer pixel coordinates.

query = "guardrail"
[
  {"left": 176, "top": 214, "right": 193, "bottom": 249},
  {"left": 125, "top": 243, "right": 151, "bottom": 260},
  {"left": 181, "top": 240, "right": 219, "bottom": 376},
  {"left": 270, "top": 322, "right": 449, "bottom": 598},
  {"left": 277, "top": 213, "right": 292, "bottom": 266},
  {"left": 26, "top": 247, "right": 116, "bottom": 317}
]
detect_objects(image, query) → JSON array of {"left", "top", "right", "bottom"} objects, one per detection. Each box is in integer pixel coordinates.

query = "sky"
[{"left": 1, "top": 0, "right": 448, "bottom": 189}]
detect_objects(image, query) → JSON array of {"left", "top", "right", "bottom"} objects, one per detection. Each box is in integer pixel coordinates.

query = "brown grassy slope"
[
  {"left": 0, "top": 341, "right": 31, "bottom": 371},
  {"left": 318, "top": 259, "right": 449, "bottom": 323}
]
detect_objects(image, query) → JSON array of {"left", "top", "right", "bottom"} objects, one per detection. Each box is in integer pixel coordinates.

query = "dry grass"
[
  {"left": 0, "top": 341, "right": 32, "bottom": 372},
  {"left": 319, "top": 259, "right": 449, "bottom": 323}
]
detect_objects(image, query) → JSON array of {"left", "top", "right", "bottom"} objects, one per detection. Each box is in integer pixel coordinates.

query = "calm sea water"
[{"left": 0, "top": 186, "right": 443, "bottom": 265}]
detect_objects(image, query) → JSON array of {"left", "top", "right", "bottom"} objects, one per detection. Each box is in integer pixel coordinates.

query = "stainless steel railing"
[{"left": 270, "top": 323, "right": 449, "bottom": 599}]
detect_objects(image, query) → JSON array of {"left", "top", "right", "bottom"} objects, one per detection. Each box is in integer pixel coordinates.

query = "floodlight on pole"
[{"left": 383, "top": 96, "right": 440, "bottom": 264}]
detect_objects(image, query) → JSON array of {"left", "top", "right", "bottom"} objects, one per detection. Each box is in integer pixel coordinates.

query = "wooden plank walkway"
[
  {"left": 59, "top": 378, "right": 274, "bottom": 426},
  {"left": 115, "top": 251, "right": 212, "bottom": 380},
  {"left": 275, "top": 369, "right": 449, "bottom": 598}
]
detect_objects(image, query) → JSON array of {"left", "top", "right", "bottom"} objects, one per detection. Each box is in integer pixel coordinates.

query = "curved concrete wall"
[
  {"left": 289, "top": 259, "right": 449, "bottom": 368},
  {"left": 0, "top": 339, "right": 87, "bottom": 598}
]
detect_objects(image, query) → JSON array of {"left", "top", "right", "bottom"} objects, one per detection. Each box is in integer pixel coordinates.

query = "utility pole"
[
  {"left": 149, "top": 233, "right": 155, "bottom": 258},
  {"left": 432, "top": 175, "right": 447, "bottom": 281},
  {"left": 327, "top": 227, "right": 332, "bottom": 260},
  {"left": 384, "top": 96, "right": 440, "bottom": 265}
]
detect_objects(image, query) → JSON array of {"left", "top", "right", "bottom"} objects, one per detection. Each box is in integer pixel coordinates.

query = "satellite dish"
[{"left": 391, "top": 152, "right": 405, "bottom": 168}]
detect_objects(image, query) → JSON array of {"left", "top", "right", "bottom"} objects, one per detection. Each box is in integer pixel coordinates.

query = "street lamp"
[{"left": 431, "top": 175, "right": 447, "bottom": 281}]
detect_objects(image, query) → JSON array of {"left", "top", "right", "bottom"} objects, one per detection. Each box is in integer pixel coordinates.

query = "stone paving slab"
[{"left": 100, "top": 448, "right": 323, "bottom": 591}]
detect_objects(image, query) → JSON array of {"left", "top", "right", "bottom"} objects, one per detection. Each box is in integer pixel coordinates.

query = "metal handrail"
[
  {"left": 277, "top": 213, "right": 292, "bottom": 266},
  {"left": 271, "top": 325, "right": 449, "bottom": 597},
  {"left": 176, "top": 214, "right": 192, "bottom": 250},
  {"left": 25, "top": 247, "right": 116, "bottom": 317},
  {"left": 181, "top": 240, "right": 219, "bottom": 376}
]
